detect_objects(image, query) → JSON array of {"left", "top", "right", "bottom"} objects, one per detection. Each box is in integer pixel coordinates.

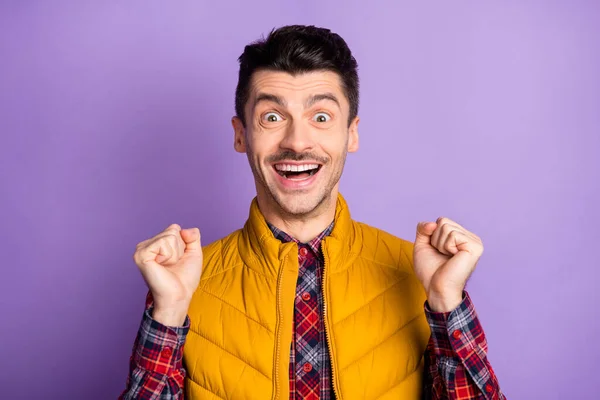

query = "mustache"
[{"left": 266, "top": 151, "right": 328, "bottom": 164}]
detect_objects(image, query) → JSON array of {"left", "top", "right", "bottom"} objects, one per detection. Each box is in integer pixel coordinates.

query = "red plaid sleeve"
[
  {"left": 423, "top": 292, "right": 506, "bottom": 400},
  {"left": 119, "top": 292, "right": 190, "bottom": 400}
]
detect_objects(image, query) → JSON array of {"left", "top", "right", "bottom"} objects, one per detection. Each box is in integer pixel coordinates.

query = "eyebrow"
[
  {"left": 252, "top": 92, "right": 341, "bottom": 110},
  {"left": 305, "top": 93, "right": 341, "bottom": 109},
  {"left": 253, "top": 93, "right": 287, "bottom": 109}
]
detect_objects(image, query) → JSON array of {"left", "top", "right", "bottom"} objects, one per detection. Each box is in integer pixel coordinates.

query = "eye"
[
  {"left": 313, "top": 112, "right": 331, "bottom": 123},
  {"left": 263, "top": 112, "right": 283, "bottom": 123}
]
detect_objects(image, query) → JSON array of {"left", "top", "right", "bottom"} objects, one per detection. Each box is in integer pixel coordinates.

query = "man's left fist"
[{"left": 413, "top": 217, "right": 484, "bottom": 312}]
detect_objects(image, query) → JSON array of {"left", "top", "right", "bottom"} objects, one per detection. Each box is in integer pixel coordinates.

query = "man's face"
[{"left": 233, "top": 70, "right": 359, "bottom": 217}]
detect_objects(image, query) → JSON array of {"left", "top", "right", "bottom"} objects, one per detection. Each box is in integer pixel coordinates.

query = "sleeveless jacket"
[{"left": 183, "top": 194, "right": 431, "bottom": 399}]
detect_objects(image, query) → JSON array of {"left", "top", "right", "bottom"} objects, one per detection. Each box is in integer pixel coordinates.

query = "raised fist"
[{"left": 133, "top": 223, "right": 203, "bottom": 326}]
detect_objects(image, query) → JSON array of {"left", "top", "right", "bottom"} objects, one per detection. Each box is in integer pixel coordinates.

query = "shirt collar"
[{"left": 268, "top": 221, "right": 334, "bottom": 255}]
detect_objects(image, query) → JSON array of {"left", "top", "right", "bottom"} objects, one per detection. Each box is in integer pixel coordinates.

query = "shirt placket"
[{"left": 294, "top": 243, "right": 321, "bottom": 400}]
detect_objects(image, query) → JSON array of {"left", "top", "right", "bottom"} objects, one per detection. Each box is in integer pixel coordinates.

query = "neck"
[{"left": 257, "top": 190, "right": 338, "bottom": 243}]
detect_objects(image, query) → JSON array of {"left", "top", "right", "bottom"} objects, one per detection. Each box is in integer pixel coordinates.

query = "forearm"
[
  {"left": 423, "top": 292, "right": 505, "bottom": 400},
  {"left": 152, "top": 305, "right": 189, "bottom": 328},
  {"left": 120, "top": 294, "right": 190, "bottom": 399}
]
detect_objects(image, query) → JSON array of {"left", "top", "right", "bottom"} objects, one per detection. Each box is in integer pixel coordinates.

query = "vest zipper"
[
  {"left": 322, "top": 243, "right": 341, "bottom": 399},
  {"left": 273, "top": 260, "right": 285, "bottom": 400}
]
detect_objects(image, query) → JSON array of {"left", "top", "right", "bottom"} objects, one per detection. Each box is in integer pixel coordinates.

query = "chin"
[{"left": 273, "top": 191, "right": 327, "bottom": 217}]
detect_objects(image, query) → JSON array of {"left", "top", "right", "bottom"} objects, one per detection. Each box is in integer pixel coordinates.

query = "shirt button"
[
  {"left": 485, "top": 384, "right": 493, "bottom": 393},
  {"left": 162, "top": 347, "right": 173, "bottom": 358},
  {"left": 302, "top": 292, "right": 311, "bottom": 301},
  {"left": 303, "top": 362, "right": 313, "bottom": 373},
  {"left": 299, "top": 247, "right": 308, "bottom": 256},
  {"left": 452, "top": 330, "right": 462, "bottom": 339}
]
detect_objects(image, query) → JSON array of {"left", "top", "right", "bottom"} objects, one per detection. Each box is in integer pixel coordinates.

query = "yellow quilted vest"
[{"left": 183, "top": 194, "right": 431, "bottom": 399}]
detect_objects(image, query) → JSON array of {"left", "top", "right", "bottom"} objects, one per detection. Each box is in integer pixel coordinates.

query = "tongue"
[{"left": 286, "top": 171, "right": 311, "bottom": 180}]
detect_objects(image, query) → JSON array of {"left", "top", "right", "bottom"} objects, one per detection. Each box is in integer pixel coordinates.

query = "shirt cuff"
[
  {"left": 424, "top": 291, "right": 487, "bottom": 358},
  {"left": 132, "top": 306, "right": 190, "bottom": 375}
]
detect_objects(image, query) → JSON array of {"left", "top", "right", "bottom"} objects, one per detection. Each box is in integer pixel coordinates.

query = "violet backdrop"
[{"left": 1, "top": 1, "right": 599, "bottom": 399}]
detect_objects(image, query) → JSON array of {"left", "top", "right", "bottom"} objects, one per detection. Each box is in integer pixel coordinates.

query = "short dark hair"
[{"left": 235, "top": 25, "right": 359, "bottom": 127}]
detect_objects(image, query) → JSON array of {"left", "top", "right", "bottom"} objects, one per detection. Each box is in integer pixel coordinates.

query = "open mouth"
[{"left": 273, "top": 163, "right": 322, "bottom": 181}]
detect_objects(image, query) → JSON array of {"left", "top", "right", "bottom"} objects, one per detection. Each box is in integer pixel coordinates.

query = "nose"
[{"left": 279, "top": 120, "right": 315, "bottom": 153}]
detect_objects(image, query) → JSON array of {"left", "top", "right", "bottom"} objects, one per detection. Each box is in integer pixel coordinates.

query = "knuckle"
[
  {"left": 133, "top": 248, "right": 146, "bottom": 265},
  {"left": 162, "top": 240, "right": 174, "bottom": 253},
  {"left": 441, "top": 224, "right": 452, "bottom": 235},
  {"left": 166, "top": 234, "right": 180, "bottom": 246},
  {"left": 166, "top": 223, "right": 181, "bottom": 232}
]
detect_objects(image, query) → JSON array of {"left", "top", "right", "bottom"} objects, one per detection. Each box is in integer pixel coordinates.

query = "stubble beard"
[{"left": 246, "top": 148, "right": 348, "bottom": 219}]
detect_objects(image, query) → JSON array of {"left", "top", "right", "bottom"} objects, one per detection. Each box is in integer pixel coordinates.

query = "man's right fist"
[{"left": 133, "top": 223, "right": 203, "bottom": 326}]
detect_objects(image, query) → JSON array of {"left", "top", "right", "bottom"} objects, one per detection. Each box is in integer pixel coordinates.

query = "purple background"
[{"left": 1, "top": 1, "right": 599, "bottom": 399}]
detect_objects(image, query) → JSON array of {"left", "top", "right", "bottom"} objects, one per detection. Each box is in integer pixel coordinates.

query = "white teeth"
[{"left": 275, "top": 164, "right": 319, "bottom": 172}]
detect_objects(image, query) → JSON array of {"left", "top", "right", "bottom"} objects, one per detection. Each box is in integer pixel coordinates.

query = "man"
[{"left": 120, "top": 25, "right": 505, "bottom": 399}]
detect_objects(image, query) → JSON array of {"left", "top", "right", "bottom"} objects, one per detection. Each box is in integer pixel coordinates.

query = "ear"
[
  {"left": 232, "top": 116, "right": 246, "bottom": 153},
  {"left": 347, "top": 116, "right": 360, "bottom": 153}
]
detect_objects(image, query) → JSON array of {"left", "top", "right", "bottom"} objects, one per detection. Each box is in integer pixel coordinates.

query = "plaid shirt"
[
  {"left": 120, "top": 224, "right": 505, "bottom": 400},
  {"left": 268, "top": 222, "right": 334, "bottom": 400}
]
